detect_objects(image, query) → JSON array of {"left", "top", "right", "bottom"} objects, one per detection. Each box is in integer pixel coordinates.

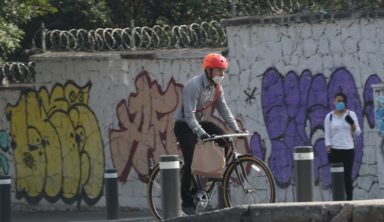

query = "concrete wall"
[
  {"left": 1, "top": 49, "right": 219, "bottom": 210},
  {"left": 223, "top": 13, "right": 384, "bottom": 202},
  {"left": 1, "top": 11, "right": 384, "bottom": 210}
]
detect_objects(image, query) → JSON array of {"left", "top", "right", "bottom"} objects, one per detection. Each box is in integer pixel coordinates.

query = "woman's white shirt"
[{"left": 324, "top": 110, "right": 361, "bottom": 149}]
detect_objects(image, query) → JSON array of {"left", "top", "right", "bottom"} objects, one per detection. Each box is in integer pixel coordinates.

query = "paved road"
[{"left": 12, "top": 209, "right": 153, "bottom": 222}]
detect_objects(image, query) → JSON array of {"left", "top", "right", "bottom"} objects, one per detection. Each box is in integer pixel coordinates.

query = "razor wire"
[
  {"left": 0, "top": 62, "right": 35, "bottom": 86},
  {"left": 33, "top": 21, "right": 227, "bottom": 51}
]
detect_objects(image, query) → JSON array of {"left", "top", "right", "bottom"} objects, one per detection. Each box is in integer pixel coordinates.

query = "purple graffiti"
[
  {"left": 251, "top": 67, "right": 381, "bottom": 187},
  {"left": 250, "top": 132, "right": 265, "bottom": 160}
]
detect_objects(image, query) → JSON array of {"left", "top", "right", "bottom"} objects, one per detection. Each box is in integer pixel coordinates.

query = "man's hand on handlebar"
[
  {"left": 235, "top": 129, "right": 249, "bottom": 134},
  {"left": 200, "top": 133, "right": 216, "bottom": 142}
]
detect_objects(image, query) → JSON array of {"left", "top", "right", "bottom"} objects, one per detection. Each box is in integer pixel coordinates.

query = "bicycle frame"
[
  {"left": 191, "top": 133, "right": 253, "bottom": 203},
  {"left": 146, "top": 132, "right": 276, "bottom": 220}
]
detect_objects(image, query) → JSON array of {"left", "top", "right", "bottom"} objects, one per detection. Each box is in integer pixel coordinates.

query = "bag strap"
[
  {"left": 195, "top": 84, "right": 221, "bottom": 112},
  {"left": 330, "top": 110, "right": 350, "bottom": 122}
]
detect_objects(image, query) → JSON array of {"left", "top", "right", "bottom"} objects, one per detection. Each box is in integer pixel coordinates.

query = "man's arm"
[
  {"left": 182, "top": 83, "right": 207, "bottom": 137},
  {"left": 215, "top": 87, "right": 240, "bottom": 132}
]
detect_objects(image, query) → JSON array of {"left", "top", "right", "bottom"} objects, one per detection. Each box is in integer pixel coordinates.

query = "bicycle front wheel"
[{"left": 223, "top": 156, "right": 276, "bottom": 207}]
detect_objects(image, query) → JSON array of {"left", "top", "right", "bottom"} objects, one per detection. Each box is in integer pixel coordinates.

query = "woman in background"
[{"left": 324, "top": 92, "right": 361, "bottom": 200}]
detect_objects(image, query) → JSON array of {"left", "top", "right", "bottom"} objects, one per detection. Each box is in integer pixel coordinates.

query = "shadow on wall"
[
  {"left": 109, "top": 71, "right": 250, "bottom": 183},
  {"left": 251, "top": 67, "right": 381, "bottom": 188},
  {"left": 5, "top": 81, "right": 105, "bottom": 205}
]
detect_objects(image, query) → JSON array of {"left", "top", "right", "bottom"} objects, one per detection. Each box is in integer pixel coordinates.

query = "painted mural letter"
[
  {"left": 255, "top": 67, "right": 380, "bottom": 187},
  {"left": 0, "top": 130, "right": 10, "bottom": 175},
  {"left": 6, "top": 81, "right": 104, "bottom": 205}
]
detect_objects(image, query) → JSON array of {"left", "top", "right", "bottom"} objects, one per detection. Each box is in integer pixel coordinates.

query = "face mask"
[
  {"left": 335, "top": 102, "right": 345, "bottom": 111},
  {"left": 212, "top": 76, "right": 224, "bottom": 84}
]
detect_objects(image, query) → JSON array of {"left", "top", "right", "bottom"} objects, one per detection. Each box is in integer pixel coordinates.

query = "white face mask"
[{"left": 212, "top": 76, "right": 224, "bottom": 84}]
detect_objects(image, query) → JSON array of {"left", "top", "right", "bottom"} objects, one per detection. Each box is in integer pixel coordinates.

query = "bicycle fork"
[{"left": 233, "top": 161, "right": 258, "bottom": 194}]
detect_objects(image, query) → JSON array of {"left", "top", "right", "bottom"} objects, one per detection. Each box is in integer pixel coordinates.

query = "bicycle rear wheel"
[
  {"left": 147, "top": 163, "right": 163, "bottom": 220},
  {"left": 223, "top": 156, "right": 276, "bottom": 207}
]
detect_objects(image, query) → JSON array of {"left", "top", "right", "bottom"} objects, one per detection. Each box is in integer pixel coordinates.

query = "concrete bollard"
[
  {"left": 294, "top": 146, "right": 314, "bottom": 202},
  {"left": 105, "top": 169, "right": 119, "bottom": 220},
  {"left": 217, "top": 182, "right": 225, "bottom": 209},
  {"left": 160, "top": 155, "right": 181, "bottom": 219},
  {"left": 0, "top": 176, "right": 11, "bottom": 222},
  {"left": 331, "top": 163, "right": 346, "bottom": 201}
]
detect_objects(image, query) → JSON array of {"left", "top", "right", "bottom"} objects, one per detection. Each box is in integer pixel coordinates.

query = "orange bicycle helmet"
[{"left": 203, "top": 53, "right": 228, "bottom": 70}]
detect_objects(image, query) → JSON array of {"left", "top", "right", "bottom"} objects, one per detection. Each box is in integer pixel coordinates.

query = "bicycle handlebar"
[{"left": 202, "top": 133, "right": 252, "bottom": 142}]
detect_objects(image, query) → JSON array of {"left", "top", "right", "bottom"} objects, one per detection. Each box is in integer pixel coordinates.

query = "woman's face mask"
[{"left": 335, "top": 102, "right": 345, "bottom": 111}]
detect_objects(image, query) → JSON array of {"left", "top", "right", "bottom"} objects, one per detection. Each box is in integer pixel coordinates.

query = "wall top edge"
[
  {"left": 222, "top": 9, "right": 384, "bottom": 27},
  {"left": 29, "top": 48, "right": 228, "bottom": 61}
]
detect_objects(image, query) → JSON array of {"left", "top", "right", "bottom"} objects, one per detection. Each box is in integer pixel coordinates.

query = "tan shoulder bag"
[{"left": 191, "top": 141, "right": 225, "bottom": 178}]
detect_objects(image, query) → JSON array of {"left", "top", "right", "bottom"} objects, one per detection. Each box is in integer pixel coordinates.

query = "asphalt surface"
[{"left": 12, "top": 209, "right": 154, "bottom": 222}]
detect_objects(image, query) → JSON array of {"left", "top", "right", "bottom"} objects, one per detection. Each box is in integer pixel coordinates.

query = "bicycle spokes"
[
  {"left": 152, "top": 175, "right": 161, "bottom": 188},
  {"left": 234, "top": 162, "right": 252, "bottom": 191},
  {"left": 235, "top": 163, "right": 258, "bottom": 201},
  {"left": 224, "top": 156, "right": 276, "bottom": 207}
]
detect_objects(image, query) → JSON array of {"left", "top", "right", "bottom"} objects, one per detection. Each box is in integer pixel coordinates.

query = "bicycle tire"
[
  {"left": 147, "top": 163, "right": 162, "bottom": 220},
  {"left": 223, "top": 156, "right": 276, "bottom": 207}
]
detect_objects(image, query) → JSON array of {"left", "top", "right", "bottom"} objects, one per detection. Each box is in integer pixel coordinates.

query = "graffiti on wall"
[
  {"left": 0, "top": 130, "right": 10, "bottom": 175},
  {"left": 5, "top": 81, "right": 104, "bottom": 205},
  {"left": 251, "top": 67, "right": 381, "bottom": 187},
  {"left": 109, "top": 71, "right": 249, "bottom": 182},
  {"left": 244, "top": 87, "right": 257, "bottom": 105}
]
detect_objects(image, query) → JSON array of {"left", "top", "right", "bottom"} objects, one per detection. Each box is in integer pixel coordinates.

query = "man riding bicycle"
[{"left": 174, "top": 53, "right": 243, "bottom": 213}]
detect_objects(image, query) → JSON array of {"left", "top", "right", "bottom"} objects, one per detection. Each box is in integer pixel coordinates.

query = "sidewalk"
[
  {"left": 167, "top": 199, "right": 384, "bottom": 222},
  {"left": 12, "top": 209, "right": 153, "bottom": 222}
]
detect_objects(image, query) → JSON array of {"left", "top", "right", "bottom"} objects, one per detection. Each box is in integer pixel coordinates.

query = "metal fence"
[
  {"left": 0, "top": 62, "right": 35, "bottom": 86},
  {"left": 32, "top": 21, "right": 226, "bottom": 51}
]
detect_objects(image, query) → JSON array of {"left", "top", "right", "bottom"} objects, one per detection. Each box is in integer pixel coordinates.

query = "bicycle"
[{"left": 146, "top": 133, "right": 276, "bottom": 220}]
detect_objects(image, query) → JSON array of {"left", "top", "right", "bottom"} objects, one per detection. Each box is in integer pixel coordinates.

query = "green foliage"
[
  {"left": 0, "top": 0, "right": 111, "bottom": 61},
  {"left": 2, "top": 0, "right": 384, "bottom": 62},
  {"left": 45, "top": 0, "right": 112, "bottom": 29},
  {"left": 107, "top": 0, "right": 231, "bottom": 27},
  {"left": 0, "top": 0, "right": 56, "bottom": 25},
  {"left": 0, "top": 19, "right": 23, "bottom": 63},
  {"left": 0, "top": 0, "right": 55, "bottom": 61}
]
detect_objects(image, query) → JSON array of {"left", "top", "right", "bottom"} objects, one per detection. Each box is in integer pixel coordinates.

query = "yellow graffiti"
[{"left": 6, "top": 81, "right": 104, "bottom": 204}]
